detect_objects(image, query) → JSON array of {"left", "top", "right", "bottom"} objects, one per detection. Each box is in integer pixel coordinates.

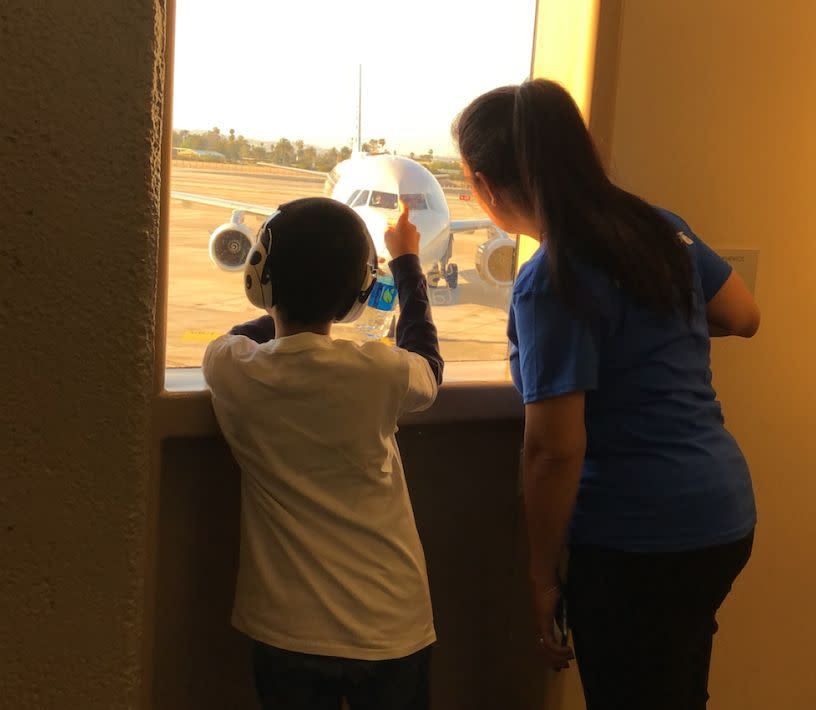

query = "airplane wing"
[
  {"left": 171, "top": 191, "right": 277, "bottom": 217},
  {"left": 450, "top": 219, "right": 495, "bottom": 233},
  {"left": 256, "top": 162, "right": 328, "bottom": 178}
]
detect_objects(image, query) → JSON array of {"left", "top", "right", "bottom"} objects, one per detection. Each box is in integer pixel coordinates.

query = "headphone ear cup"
[
  {"left": 334, "top": 229, "right": 379, "bottom": 323},
  {"left": 244, "top": 224, "right": 275, "bottom": 313}
]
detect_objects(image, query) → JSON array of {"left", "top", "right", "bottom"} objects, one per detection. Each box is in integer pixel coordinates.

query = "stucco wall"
[{"left": 0, "top": 2, "right": 164, "bottom": 707}]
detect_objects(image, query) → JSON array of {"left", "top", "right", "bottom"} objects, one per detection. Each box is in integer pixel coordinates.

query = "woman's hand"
[
  {"left": 384, "top": 201, "right": 420, "bottom": 259},
  {"left": 533, "top": 583, "right": 574, "bottom": 671}
]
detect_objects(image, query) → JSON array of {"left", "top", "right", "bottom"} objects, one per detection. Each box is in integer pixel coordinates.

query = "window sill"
[{"left": 156, "top": 361, "right": 522, "bottom": 438}]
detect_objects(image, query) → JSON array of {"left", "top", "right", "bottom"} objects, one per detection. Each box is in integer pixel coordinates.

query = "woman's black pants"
[{"left": 566, "top": 531, "right": 754, "bottom": 710}]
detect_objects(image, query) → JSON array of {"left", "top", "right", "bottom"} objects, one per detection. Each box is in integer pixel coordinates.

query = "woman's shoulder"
[
  {"left": 514, "top": 244, "right": 552, "bottom": 294},
  {"left": 513, "top": 242, "right": 606, "bottom": 301},
  {"left": 651, "top": 205, "right": 694, "bottom": 236}
]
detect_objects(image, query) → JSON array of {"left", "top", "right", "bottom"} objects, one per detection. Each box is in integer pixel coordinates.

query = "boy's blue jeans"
[{"left": 252, "top": 641, "right": 431, "bottom": 710}]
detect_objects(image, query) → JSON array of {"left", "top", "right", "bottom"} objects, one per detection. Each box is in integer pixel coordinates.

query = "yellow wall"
[
  {"left": 519, "top": 0, "right": 601, "bottom": 271},
  {"left": 608, "top": 2, "right": 816, "bottom": 707},
  {"left": 541, "top": 0, "right": 816, "bottom": 707},
  {"left": 530, "top": 0, "right": 599, "bottom": 119}
]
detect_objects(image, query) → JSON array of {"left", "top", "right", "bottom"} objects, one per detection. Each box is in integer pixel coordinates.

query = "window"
[
  {"left": 400, "top": 194, "right": 428, "bottom": 211},
  {"left": 167, "top": 0, "right": 537, "bottom": 369},
  {"left": 370, "top": 191, "right": 399, "bottom": 210},
  {"left": 352, "top": 190, "right": 370, "bottom": 207}
]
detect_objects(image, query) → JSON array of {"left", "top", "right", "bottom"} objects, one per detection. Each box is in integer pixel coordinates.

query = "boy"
[{"left": 203, "top": 197, "right": 442, "bottom": 710}]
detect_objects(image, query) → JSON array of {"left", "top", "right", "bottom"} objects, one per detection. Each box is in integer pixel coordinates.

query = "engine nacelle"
[
  {"left": 209, "top": 221, "right": 254, "bottom": 271},
  {"left": 475, "top": 229, "right": 516, "bottom": 288}
]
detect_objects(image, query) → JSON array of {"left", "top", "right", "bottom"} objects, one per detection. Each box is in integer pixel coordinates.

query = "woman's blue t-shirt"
[{"left": 508, "top": 208, "right": 756, "bottom": 552}]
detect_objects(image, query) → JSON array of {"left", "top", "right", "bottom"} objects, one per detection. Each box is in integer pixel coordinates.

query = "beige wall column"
[{"left": 0, "top": 1, "right": 165, "bottom": 707}]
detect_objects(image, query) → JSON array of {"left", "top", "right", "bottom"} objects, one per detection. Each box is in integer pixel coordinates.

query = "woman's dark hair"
[
  {"left": 268, "top": 197, "right": 369, "bottom": 323},
  {"left": 452, "top": 79, "right": 693, "bottom": 320}
]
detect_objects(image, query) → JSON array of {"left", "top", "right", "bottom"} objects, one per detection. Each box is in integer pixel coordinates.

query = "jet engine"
[
  {"left": 475, "top": 227, "right": 516, "bottom": 288},
  {"left": 208, "top": 211, "right": 254, "bottom": 271}
]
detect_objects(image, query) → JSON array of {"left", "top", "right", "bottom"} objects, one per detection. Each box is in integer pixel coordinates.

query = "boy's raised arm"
[
  {"left": 390, "top": 255, "right": 443, "bottom": 386},
  {"left": 386, "top": 203, "right": 443, "bottom": 386}
]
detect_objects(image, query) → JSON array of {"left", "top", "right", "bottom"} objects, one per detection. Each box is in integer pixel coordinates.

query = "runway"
[{"left": 166, "top": 163, "right": 512, "bottom": 367}]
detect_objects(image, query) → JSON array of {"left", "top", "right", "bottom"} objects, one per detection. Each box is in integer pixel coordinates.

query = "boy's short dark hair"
[{"left": 267, "top": 197, "right": 370, "bottom": 324}]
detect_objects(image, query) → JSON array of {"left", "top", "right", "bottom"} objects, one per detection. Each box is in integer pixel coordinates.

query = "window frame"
[{"left": 156, "top": 0, "right": 539, "bottom": 396}]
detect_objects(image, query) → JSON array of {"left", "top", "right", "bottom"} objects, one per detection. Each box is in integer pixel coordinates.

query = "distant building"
[{"left": 172, "top": 147, "right": 227, "bottom": 162}]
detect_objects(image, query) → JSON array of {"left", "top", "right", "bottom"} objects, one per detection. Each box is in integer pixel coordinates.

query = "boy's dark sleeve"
[
  {"left": 390, "top": 254, "right": 444, "bottom": 385},
  {"left": 228, "top": 315, "right": 276, "bottom": 344}
]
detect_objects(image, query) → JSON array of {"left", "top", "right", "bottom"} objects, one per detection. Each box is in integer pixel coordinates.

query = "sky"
[{"left": 171, "top": 0, "right": 537, "bottom": 157}]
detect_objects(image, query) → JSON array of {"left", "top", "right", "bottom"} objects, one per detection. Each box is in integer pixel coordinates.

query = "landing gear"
[
  {"left": 427, "top": 264, "right": 444, "bottom": 289},
  {"left": 427, "top": 260, "right": 458, "bottom": 306},
  {"left": 424, "top": 234, "right": 459, "bottom": 305},
  {"left": 427, "top": 233, "right": 458, "bottom": 289},
  {"left": 427, "top": 261, "right": 458, "bottom": 289},
  {"left": 444, "top": 262, "right": 458, "bottom": 289}
]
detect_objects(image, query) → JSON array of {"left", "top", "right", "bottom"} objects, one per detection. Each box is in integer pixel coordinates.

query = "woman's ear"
[{"left": 473, "top": 171, "right": 499, "bottom": 207}]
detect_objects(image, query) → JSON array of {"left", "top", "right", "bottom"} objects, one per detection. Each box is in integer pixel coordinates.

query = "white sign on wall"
[{"left": 717, "top": 249, "right": 759, "bottom": 295}]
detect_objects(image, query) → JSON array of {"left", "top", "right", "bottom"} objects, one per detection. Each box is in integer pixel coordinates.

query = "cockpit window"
[
  {"left": 370, "top": 191, "right": 399, "bottom": 210},
  {"left": 400, "top": 193, "right": 427, "bottom": 211},
  {"left": 345, "top": 189, "right": 361, "bottom": 206},
  {"left": 351, "top": 190, "right": 370, "bottom": 207}
]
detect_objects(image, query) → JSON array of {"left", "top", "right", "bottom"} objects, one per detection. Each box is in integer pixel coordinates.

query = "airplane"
[
  {"left": 170, "top": 69, "right": 516, "bottom": 293},
  {"left": 171, "top": 152, "right": 516, "bottom": 293}
]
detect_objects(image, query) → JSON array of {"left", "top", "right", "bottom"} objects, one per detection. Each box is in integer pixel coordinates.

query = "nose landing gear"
[
  {"left": 426, "top": 233, "right": 458, "bottom": 304},
  {"left": 443, "top": 262, "right": 458, "bottom": 289}
]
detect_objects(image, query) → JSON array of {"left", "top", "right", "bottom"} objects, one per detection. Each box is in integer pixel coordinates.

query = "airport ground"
[{"left": 166, "top": 162, "right": 513, "bottom": 367}]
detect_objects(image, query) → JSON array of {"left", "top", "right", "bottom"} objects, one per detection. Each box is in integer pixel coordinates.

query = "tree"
[
  {"left": 361, "top": 138, "right": 387, "bottom": 154},
  {"left": 183, "top": 133, "right": 205, "bottom": 150},
  {"left": 339, "top": 146, "right": 352, "bottom": 161},
  {"left": 200, "top": 127, "right": 223, "bottom": 152},
  {"left": 251, "top": 143, "right": 269, "bottom": 162},
  {"left": 297, "top": 145, "right": 318, "bottom": 170},
  {"left": 237, "top": 135, "right": 251, "bottom": 161},
  {"left": 270, "top": 138, "right": 295, "bottom": 165},
  {"left": 316, "top": 147, "right": 339, "bottom": 172}
]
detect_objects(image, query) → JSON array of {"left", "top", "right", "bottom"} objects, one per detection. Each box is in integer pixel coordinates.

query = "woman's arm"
[
  {"left": 706, "top": 271, "right": 760, "bottom": 338},
  {"left": 523, "top": 392, "right": 585, "bottom": 669},
  {"left": 228, "top": 315, "right": 276, "bottom": 343}
]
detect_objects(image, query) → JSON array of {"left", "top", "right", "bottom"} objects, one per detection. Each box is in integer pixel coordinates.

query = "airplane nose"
[{"left": 354, "top": 207, "right": 392, "bottom": 262}]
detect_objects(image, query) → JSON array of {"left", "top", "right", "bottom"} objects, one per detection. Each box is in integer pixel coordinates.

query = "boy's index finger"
[{"left": 397, "top": 199, "right": 410, "bottom": 226}]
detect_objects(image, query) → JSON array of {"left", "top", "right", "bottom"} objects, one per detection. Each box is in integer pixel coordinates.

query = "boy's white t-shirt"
[{"left": 203, "top": 331, "right": 438, "bottom": 660}]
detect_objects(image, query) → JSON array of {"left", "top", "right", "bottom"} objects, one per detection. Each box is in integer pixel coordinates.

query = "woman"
[{"left": 453, "top": 79, "right": 759, "bottom": 709}]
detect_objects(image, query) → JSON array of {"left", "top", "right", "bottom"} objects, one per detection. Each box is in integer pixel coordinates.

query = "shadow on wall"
[{"left": 153, "top": 420, "right": 548, "bottom": 709}]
